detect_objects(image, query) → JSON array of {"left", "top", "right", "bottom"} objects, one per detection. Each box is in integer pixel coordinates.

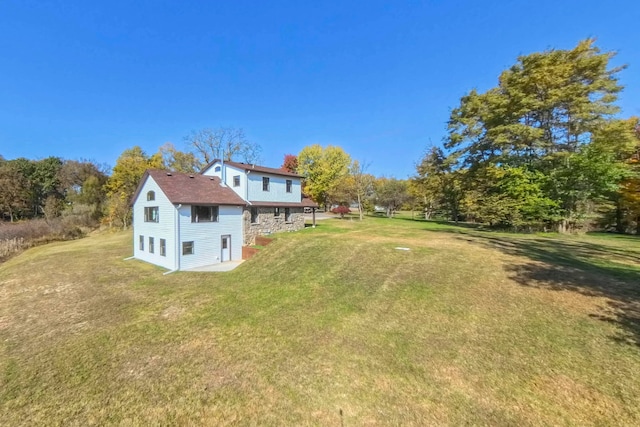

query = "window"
[
  {"left": 285, "top": 208, "right": 292, "bottom": 222},
  {"left": 233, "top": 175, "right": 240, "bottom": 187},
  {"left": 144, "top": 207, "right": 159, "bottom": 222},
  {"left": 214, "top": 166, "right": 221, "bottom": 172},
  {"left": 191, "top": 205, "right": 219, "bottom": 222},
  {"left": 286, "top": 179, "right": 292, "bottom": 193},
  {"left": 160, "top": 239, "right": 166, "bottom": 256},
  {"left": 147, "top": 191, "right": 155, "bottom": 201},
  {"left": 139, "top": 235, "right": 144, "bottom": 251},
  {"left": 149, "top": 237, "right": 154, "bottom": 254},
  {"left": 274, "top": 207, "right": 280, "bottom": 217},
  {"left": 182, "top": 241, "right": 194, "bottom": 255},
  {"left": 250, "top": 207, "right": 259, "bottom": 224},
  {"left": 262, "top": 177, "right": 270, "bottom": 191}
]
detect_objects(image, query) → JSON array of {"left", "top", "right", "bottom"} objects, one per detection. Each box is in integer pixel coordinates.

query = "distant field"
[{"left": 1, "top": 217, "right": 639, "bottom": 425}]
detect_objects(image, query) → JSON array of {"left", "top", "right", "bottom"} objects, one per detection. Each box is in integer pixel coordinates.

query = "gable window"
[
  {"left": 139, "top": 235, "right": 144, "bottom": 251},
  {"left": 274, "top": 207, "right": 280, "bottom": 217},
  {"left": 160, "top": 239, "right": 166, "bottom": 256},
  {"left": 147, "top": 191, "right": 155, "bottom": 201},
  {"left": 262, "top": 177, "right": 270, "bottom": 191},
  {"left": 191, "top": 205, "right": 219, "bottom": 223},
  {"left": 250, "top": 207, "right": 259, "bottom": 224},
  {"left": 214, "top": 166, "right": 221, "bottom": 172},
  {"left": 233, "top": 175, "right": 240, "bottom": 187},
  {"left": 285, "top": 208, "right": 292, "bottom": 222},
  {"left": 149, "top": 237, "right": 154, "bottom": 254},
  {"left": 286, "top": 179, "right": 292, "bottom": 193},
  {"left": 144, "top": 207, "right": 159, "bottom": 222},
  {"left": 182, "top": 241, "right": 194, "bottom": 255}
]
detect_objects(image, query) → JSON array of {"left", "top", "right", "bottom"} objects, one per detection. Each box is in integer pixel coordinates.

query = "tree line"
[{"left": 2, "top": 39, "right": 638, "bottom": 235}]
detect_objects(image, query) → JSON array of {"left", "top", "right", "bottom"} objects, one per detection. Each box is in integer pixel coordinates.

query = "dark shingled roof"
[
  {"left": 133, "top": 170, "right": 247, "bottom": 205},
  {"left": 201, "top": 159, "right": 303, "bottom": 178}
]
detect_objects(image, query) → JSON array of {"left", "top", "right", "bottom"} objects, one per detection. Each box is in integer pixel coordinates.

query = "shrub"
[{"left": 331, "top": 205, "right": 351, "bottom": 219}]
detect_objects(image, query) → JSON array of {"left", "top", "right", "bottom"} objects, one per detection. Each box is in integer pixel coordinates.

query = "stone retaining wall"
[{"left": 242, "top": 207, "right": 305, "bottom": 245}]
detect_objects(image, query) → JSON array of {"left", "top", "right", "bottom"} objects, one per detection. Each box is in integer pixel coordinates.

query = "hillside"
[{"left": 1, "top": 217, "right": 639, "bottom": 425}]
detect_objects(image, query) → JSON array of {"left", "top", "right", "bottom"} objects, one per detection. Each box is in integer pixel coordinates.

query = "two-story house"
[{"left": 131, "top": 160, "right": 316, "bottom": 271}]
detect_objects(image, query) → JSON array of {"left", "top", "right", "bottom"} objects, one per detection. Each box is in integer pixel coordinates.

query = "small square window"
[
  {"left": 147, "top": 191, "right": 155, "bottom": 201},
  {"left": 250, "top": 207, "right": 259, "bottom": 224},
  {"left": 160, "top": 239, "right": 166, "bottom": 256},
  {"left": 286, "top": 180, "right": 292, "bottom": 193},
  {"left": 233, "top": 175, "right": 240, "bottom": 187},
  {"left": 149, "top": 237, "right": 154, "bottom": 254},
  {"left": 182, "top": 241, "right": 194, "bottom": 255},
  {"left": 139, "top": 235, "right": 144, "bottom": 251},
  {"left": 262, "top": 177, "right": 270, "bottom": 191}
]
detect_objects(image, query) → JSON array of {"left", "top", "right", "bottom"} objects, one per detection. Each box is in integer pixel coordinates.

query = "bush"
[{"left": 331, "top": 205, "right": 351, "bottom": 218}]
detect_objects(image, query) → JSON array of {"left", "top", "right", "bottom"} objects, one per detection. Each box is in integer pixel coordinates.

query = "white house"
[{"left": 131, "top": 161, "right": 316, "bottom": 271}]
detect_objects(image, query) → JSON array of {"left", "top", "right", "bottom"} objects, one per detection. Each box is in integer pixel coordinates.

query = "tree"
[
  {"left": 158, "top": 142, "right": 201, "bottom": 173},
  {"left": 184, "top": 127, "right": 261, "bottom": 166},
  {"left": 281, "top": 154, "right": 298, "bottom": 173},
  {"left": 297, "top": 145, "right": 351, "bottom": 210},
  {"left": 350, "top": 161, "right": 374, "bottom": 220},
  {"left": 445, "top": 39, "right": 626, "bottom": 231},
  {"left": 374, "top": 178, "right": 410, "bottom": 217},
  {"left": 0, "top": 161, "right": 30, "bottom": 222},
  {"left": 105, "top": 146, "right": 163, "bottom": 228}
]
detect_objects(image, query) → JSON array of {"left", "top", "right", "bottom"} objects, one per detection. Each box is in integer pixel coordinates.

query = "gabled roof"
[
  {"left": 132, "top": 170, "right": 247, "bottom": 206},
  {"left": 201, "top": 159, "right": 303, "bottom": 178}
]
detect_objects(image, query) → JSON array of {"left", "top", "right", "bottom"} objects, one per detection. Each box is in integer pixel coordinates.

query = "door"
[{"left": 221, "top": 235, "right": 231, "bottom": 262}]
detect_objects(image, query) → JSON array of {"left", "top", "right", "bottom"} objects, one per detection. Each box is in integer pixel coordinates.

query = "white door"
[{"left": 221, "top": 235, "right": 231, "bottom": 262}]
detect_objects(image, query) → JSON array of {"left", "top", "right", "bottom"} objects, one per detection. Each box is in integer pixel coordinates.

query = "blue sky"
[{"left": 1, "top": 0, "right": 639, "bottom": 178}]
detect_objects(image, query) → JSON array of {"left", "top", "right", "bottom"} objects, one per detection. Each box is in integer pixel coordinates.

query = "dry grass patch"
[{"left": 1, "top": 218, "right": 640, "bottom": 425}]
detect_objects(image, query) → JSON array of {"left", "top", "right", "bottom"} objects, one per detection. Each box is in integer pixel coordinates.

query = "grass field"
[{"left": 1, "top": 216, "right": 639, "bottom": 425}]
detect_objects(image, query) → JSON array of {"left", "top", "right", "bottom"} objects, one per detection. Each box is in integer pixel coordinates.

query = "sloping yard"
[{"left": 1, "top": 218, "right": 639, "bottom": 425}]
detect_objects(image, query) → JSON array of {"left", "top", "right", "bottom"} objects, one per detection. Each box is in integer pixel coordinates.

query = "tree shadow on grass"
[{"left": 440, "top": 229, "right": 640, "bottom": 347}]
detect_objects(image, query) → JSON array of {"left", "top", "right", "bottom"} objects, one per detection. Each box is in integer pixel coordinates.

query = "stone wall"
[{"left": 242, "top": 207, "right": 305, "bottom": 245}]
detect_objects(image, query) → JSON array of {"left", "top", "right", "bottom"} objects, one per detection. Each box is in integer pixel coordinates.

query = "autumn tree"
[
  {"left": 184, "top": 127, "right": 261, "bottom": 166},
  {"left": 105, "top": 146, "right": 163, "bottom": 228},
  {"left": 0, "top": 160, "right": 30, "bottom": 221},
  {"left": 158, "top": 142, "right": 201, "bottom": 173},
  {"left": 297, "top": 145, "right": 351, "bottom": 210},
  {"left": 281, "top": 154, "right": 298, "bottom": 173}
]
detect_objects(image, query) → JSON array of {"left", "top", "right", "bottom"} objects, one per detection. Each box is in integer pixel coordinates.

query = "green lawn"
[{"left": 1, "top": 218, "right": 639, "bottom": 425}]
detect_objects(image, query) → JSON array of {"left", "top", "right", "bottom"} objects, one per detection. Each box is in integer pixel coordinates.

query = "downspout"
[{"left": 175, "top": 203, "right": 181, "bottom": 271}]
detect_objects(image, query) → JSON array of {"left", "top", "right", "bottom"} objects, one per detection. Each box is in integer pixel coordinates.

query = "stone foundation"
[{"left": 242, "top": 207, "right": 305, "bottom": 245}]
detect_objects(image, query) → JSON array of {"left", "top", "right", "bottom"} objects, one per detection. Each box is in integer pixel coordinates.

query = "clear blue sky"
[{"left": 1, "top": 0, "right": 639, "bottom": 178}]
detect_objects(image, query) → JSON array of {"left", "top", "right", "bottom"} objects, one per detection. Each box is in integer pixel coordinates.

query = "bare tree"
[{"left": 184, "top": 127, "right": 261, "bottom": 165}]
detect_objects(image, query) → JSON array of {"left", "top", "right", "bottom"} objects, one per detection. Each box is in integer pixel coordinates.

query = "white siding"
[
  {"left": 177, "top": 204, "right": 243, "bottom": 270},
  {"left": 202, "top": 162, "right": 248, "bottom": 202},
  {"left": 132, "top": 176, "right": 177, "bottom": 270},
  {"left": 247, "top": 173, "right": 301, "bottom": 203}
]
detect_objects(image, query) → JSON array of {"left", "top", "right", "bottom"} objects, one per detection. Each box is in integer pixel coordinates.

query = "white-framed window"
[
  {"left": 233, "top": 175, "right": 240, "bottom": 187},
  {"left": 139, "top": 235, "right": 144, "bottom": 251},
  {"left": 191, "top": 206, "right": 219, "bottom": 223},
  {"left": 182, "top": 241, "right": 194, "bottom": 255},
  {"left": 149, "top": 237, "right": 154, "bottom": 254},
  {"left": 160, "top": 239, "right": 166, "bottom": 256},
  {"left": 147, "top": 191, "right": 155, "bottom": 201},
  {"left": 262, "top": 177, "right": 270, "bottom": 191},
  {"left": 285, "top": 208, "right": 292, "bottom": 222},
  {"left": 286, "top": 180, "right": 292, "bottom": 193},
  {"left": 144, "top": 207, "right": 159, "bottom": 222},
  {"left": 214, "top": 166, "right": 221, "bottom": 172},
  {"left": 250, "top": 207, "right": 259, "bottom": 224}
]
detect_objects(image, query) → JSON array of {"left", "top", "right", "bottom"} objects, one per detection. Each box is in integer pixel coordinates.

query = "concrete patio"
[{"left": 183, "top": 260, "right": 245, "bottom": 272}]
